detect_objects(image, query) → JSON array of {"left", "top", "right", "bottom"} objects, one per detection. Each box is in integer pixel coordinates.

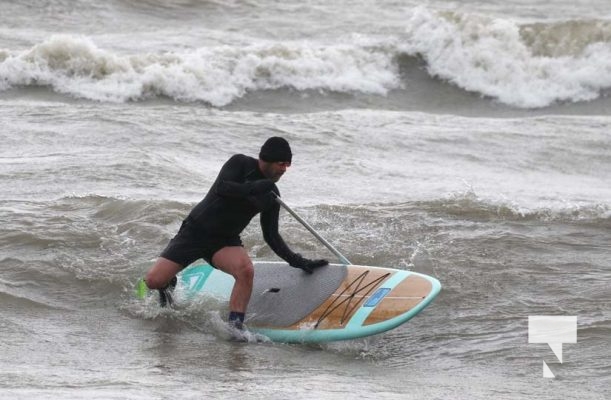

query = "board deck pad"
[
  {"left": 177, "top": 261, "right": 441, "bottom": 343},
  {"left": 246, "top": 263, "right": 347, "bottom": 326}
]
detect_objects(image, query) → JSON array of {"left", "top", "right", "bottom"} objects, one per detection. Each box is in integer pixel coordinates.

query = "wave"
[
  {"left": 330, "top": 191, "right": 611, "bottom": 225},
  {"left": 416, "top": 193, "right": 611, "bottom": 224},
  {"left": 75, "top": 192, "right": 610, "bottom": 228},
  {"left": 1, "top": 8, "right": 611, "bottom": 108},
  {"left": 0, "top": 264, "right": 70, "bottom": 311},
  {"left": 3, "top": 192, "right": 610, "bottom": 253},
  {"left": 0, "top": 34, "right": 399, "bottom": 106},
  {"left": 401, "top": 8, "right": 611, "bottom": 108},
  {"left": 0, "top": 289, "right": 65, "bottom": 311}
]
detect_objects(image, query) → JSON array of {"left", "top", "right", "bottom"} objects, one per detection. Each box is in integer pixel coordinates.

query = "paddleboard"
[{"left": 170, "top": 261, "right": 440, "bottom": 343}]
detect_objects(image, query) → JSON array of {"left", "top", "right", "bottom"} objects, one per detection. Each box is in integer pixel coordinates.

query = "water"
[{"left": 1, "top": 1, "right": 610, "bottom": 399}]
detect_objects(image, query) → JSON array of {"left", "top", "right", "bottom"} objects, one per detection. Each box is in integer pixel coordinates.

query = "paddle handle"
[{"left": 274, "top": 195, "right": 351, "bottom": 265}]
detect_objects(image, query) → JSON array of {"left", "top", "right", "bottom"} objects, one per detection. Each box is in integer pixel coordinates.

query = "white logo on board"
[{"left": 188, "top": 276, "right": 198, "bottom": 289}]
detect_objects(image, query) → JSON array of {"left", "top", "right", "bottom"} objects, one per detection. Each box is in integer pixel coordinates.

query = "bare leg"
[
  {"left": 211, "top": 246, "right": 254, "bottom": 313},
  {"left": 145, "top": 257, "right": 183, "bottom": 289}
]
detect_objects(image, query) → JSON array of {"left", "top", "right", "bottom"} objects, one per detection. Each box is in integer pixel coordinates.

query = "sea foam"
[
  {"left": 1, "top": 8, "right": 611, "bottom": 108},
  {"left": 400, "top": 7, "right": 611, "bottom": 108},
  {"left": 0, "top": 34, "right": 398, "bottom": 106}
]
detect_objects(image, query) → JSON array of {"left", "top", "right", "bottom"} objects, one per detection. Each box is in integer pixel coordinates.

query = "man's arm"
[
  {"left": 260, "top": 196, "right": 297, "bottom": 262},
  {"left": 260, "top": 194, "right": 328, "bottom": 273}
]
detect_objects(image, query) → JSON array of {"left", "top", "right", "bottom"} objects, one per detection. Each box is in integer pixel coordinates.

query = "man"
[{"left": 145, "top": 137, "right": 328, "bottom": 329}]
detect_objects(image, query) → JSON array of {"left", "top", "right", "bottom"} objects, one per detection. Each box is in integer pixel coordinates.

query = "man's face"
[{"left": 261, "top": 161, "right": 291, "bottom": 182}]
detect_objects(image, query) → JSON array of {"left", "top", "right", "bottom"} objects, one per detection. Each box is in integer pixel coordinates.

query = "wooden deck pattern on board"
[
  {"left": 286, "top": 266, "right": 393, "bottom": 330},
  {"left": 363, "top": 275, "right": 431, "bottom": 326}
]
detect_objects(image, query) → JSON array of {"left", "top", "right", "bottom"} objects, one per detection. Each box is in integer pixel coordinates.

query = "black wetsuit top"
[{"left": 186, "top": 154, "right": 297, "bottom": 263}]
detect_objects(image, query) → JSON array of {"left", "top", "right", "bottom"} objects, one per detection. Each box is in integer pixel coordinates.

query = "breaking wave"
[{"left": 1, "top": 10, "right": 611, "bottom": 108}]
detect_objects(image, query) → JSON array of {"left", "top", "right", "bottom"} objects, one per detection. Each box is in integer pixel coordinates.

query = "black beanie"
[{"left": 259, "top": 137, "right": 292, "bottom": 163}]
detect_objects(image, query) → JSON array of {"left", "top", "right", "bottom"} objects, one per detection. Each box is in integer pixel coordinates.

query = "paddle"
[{"left": 274, "top": 195, "right": 352, "bottom": 265}]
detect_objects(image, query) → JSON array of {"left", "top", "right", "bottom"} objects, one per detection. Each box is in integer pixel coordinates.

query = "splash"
[
  {"left": 400, "top": 7, "right": 611, "bottom": 108},
  {"left": 2, "top": 9, "right": 611, "bottom": 109},
  {"left": 0, "top": 34, "right": 398, "bottom": 105}
]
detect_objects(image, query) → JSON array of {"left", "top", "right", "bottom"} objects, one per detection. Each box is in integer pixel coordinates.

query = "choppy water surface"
[{"left": 1, "top": 1, "right": 610, "bottom": 399}]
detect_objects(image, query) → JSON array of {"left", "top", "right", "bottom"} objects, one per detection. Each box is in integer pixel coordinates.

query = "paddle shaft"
[{"left": 274, "top": 196, "right": 351, "bottom": 265}]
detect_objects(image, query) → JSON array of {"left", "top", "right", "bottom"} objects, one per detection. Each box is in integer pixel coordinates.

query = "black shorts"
[{"left": 159, "top": 219, "right": 243, "bottom": 268}]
